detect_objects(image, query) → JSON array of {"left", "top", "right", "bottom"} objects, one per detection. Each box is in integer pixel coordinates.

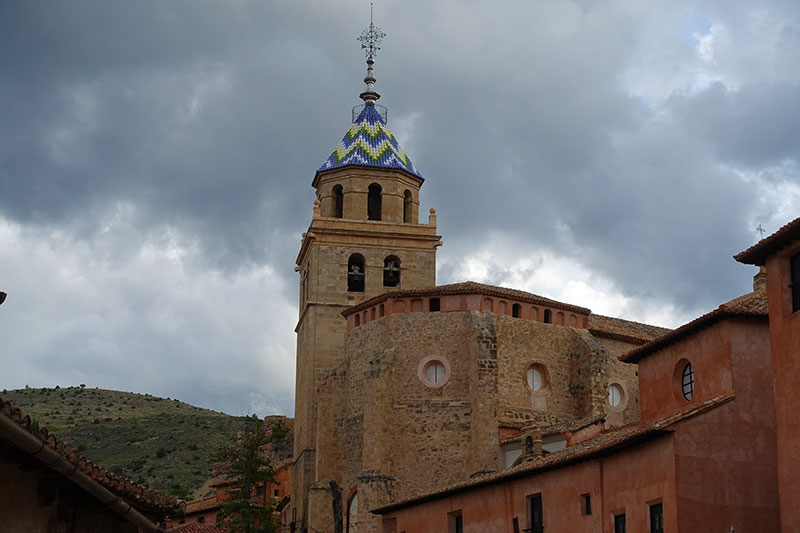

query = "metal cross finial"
[
  {"left": 356, "top": 4, "right": 385, "bottom": 106},
  {"left": 757, "top": 224, "right": 766, "bottom": 240},
  {"left": 358, "top": 4, "right": 386, "bottom": 60}
]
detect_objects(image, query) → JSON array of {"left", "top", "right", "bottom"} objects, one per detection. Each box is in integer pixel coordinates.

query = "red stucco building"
[{"left": 373, "top": 217, "right": 800, "bottom": 532}]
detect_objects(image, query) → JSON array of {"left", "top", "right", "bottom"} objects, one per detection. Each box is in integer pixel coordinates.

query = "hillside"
[{"left": 1, "top": 386, "right": 268, "bottom": 499}]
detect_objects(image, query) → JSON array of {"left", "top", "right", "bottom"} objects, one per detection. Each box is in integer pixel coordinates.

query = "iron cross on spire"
[
  {"left": 757, "top": 224, "right": 766, "bottom": 240},
  {"left": 358, "top": 3, "right": 386, "bottom": 60},
  {"left": 357, "top": 4, "right": 386, "bottom": 106}
]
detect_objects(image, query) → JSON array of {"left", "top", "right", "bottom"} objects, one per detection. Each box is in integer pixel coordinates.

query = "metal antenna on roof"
[
  {"left": 357, "top": 3, "right": 385, "bottom": 106},
  {"left": 756, "top": 224, "right": 766, "bottom": 240}
]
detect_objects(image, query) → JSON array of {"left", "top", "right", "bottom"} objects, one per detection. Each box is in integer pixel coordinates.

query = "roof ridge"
[{"left": 620, "top": 290, "right": 767, "bottom": 363}]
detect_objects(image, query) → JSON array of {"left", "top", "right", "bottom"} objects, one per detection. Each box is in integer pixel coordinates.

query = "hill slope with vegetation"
[{"left": 2, "top": 386, "right": 253, "bottom": 499}]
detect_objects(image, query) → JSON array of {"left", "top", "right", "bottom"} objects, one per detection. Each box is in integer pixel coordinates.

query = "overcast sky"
[{"left": 1, "top": 1, "right": 798, "bottom": 417}]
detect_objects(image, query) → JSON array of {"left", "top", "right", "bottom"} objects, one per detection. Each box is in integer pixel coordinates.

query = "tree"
[{"left": 215, "top": 415, "right": 279, "bottom": 533}]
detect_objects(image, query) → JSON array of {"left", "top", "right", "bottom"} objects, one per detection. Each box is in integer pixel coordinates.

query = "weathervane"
[
  {"left": 357, "top": 4, "right": 385, "bottom": 106},
  {"left": 358, "top": 4, "right": 385, "bottom": 60}
]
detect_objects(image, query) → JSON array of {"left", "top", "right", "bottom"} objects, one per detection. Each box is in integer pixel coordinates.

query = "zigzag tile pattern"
[{"left": 318, "top": 105, "right": 422, "bottom": 178}]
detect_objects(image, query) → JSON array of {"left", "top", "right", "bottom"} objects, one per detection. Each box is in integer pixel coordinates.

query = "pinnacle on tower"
[{"left": 357, "top": 4, "right": 385, "bottom": 106}]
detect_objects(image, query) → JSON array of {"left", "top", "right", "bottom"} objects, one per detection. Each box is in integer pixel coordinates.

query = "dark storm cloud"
[{"left": 670, "top": 82, "right": 800, "bottom": 169}]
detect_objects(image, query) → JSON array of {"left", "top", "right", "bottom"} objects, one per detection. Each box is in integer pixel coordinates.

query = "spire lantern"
[{"left": 357, "top": 5, "right": 386, "bottom": 106}]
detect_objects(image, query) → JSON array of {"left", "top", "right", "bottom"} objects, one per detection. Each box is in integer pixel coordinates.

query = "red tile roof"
[
  {"left": 735, "top": 217, "right": 800, "bottom": 265},
  {"left": 588, "top": 314, "right": 672, "bottom": 345},
  {"left": 620, "top": 290, "right": 768, "bottom": 363},
  {"left": 184, "top": 497, "right": 222, "bottom": 514},
  {"left": 343, "top": 281, "right": 591, "bottom": 317},
  {"left": 170, "top": 523, "right": 222, "bottom": 532},
  {"left": 498, "top": 414, "right": 605, "bottom": 444},
  {"left": 0, "top": 395, "right": 181, "bottom": 515},
  {"left": 373, "top": 393, "right": 734, "bottom": 514}
]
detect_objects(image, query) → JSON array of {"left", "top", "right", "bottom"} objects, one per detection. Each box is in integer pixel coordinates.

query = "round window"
[
  {"left": 426, "top": 361, "right": 446, "bottom": 384},
  {"left": 681, "top": 362, "right": 694, "bottom": 401},
  {"left": 527, "top": 368, "right": 543, "bottom": 391},
  {"left": 608, "top": 384, "right": 623, "bottom": 407},
  {"left": 417, "top": 356, "right": 450, "bottom": 388},
  {"left": 525, "top": 363, "right": 549, "bottom": 393}
]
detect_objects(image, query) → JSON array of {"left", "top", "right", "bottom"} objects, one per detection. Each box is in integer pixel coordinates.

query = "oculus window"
[
  {"left": 418, "top": 356, "right": 451, "bottom": 388},
  {"left": 526, "top": 363, "right": 550, "bottom": 393}
]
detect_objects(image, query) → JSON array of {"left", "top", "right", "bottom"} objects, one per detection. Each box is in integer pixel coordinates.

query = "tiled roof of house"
[
  {"left": 734, "top": 216, "right": 800, "bottom": 265},
  {"left": 620, "top": 290, "right": 768, "bottom": 363},
  {"left": 0, "top": 395, "right": 180, "bottom": 514},
  {"left": 588, "top": 314, "right": 672, "bottom": 345},
  {"left": 171, "top": 523, "right": 222, "bottom": 533},
  {"left": 184, "top": 497, "right": 222, "bottom": 514},
  {"left": 316, "top": 104, "right": 423, "bottom": 180},
  {"left": 373, "top": 393, "right": 734, "bottom": 514},
  {"left": 343, "top": 281, "right": 591, "bottom": 317},
  {"left": 499, "top": 414, "right": 606, "bottom": 444}
]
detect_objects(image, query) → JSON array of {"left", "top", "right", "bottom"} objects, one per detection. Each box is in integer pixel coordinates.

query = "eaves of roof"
[
  {"left": 734, "top": 217, "right": 800, "bottom": 266},
  {"left": 0, "top": 395, "right": 181, "bottom": 524},
  {"left": 619, "top": 291, "right": 768, "bottom": 364}
]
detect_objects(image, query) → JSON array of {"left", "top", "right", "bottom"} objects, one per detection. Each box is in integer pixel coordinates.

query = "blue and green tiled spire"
[
  {"left": 317, "top": 10, "right": 423, "bottom": 179},
  {"left": 317, "top": 106, "right": 422, "bottom": 178}
]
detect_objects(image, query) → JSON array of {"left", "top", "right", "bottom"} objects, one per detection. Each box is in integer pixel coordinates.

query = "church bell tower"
[{"left": 291, "top": 16, "right": 442, "bottom": 529}]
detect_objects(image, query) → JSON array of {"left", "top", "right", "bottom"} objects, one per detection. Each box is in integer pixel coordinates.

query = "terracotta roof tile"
[
  {"left": 343, "top": 281, "right": 591, "bottom": 317},
  {"left": 0, "top": 395, "right": 181, "bottom": 515},
  {"left": 588, "top": 314, "right": 672, "bottom": 345},
  {"left": 499, "top": 414, "right": 606, "bottom": 444},
  {"left": 735, "top": 217, "right": 800, "bottom": 265},
  {"left": 184, "top": 497, "right": 222, "bottom": 514},
  {"left": 620, "top": 290, "right": 768, "bottom": 363},
  {"left": 373, "top": 393, "right": 734, "bottom": 514},
  {"left": 171, "top": 523, "right": 222, "bottom": 532}
]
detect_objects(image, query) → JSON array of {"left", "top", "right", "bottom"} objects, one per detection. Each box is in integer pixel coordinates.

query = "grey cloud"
[{"left": 1, "top": 0, "right": 798, "bottom": 415}]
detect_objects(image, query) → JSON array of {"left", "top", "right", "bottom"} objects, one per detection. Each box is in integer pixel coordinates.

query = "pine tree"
[{"left": 215, "top": 415, "right": 280, "bottom": 533}]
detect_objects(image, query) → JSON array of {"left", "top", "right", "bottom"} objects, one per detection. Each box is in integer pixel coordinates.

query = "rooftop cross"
[
  {"left": 357, "top": 4, "right": 386, "bottom": 106},
  {"left": 358, "top": 4, "right": 385, "bottom": 61},
  {"left": 757, "top": 224, "right": 766, "bottom": 240}
]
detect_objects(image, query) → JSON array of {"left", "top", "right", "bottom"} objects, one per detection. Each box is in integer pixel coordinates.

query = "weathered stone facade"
[
  {"left": 291, "top": 95, "right": 666, "bottom": 533},
  {"left": 310, "top": 308, "right": 648, "bottom": 532}
]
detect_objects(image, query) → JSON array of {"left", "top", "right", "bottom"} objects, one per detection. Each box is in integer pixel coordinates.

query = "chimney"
[{"left": 754, "top": 266, "right": 767, "bottom": 293}]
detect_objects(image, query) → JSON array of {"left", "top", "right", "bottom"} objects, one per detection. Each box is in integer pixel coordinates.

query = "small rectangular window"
[
  {"left": 528, "top": 493, "right": 543, "bottom": 533},
  {"left": 791, "top": 253, "right": 800, "bottom": 313},
  {"left": 649, "top": 503, "right": 663, "bottom": 533},
  {"left": 581, "top": 493, "right": 591, "bottom": 515},
  {"left": 614, "top": 513, "right": 626, "bottom": 533},
  {"left": 448, "top": 510, "right": 463, "bottom": 533},
  {"left": 430, "top": 298, "right": 441, "bottom": 312}
]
